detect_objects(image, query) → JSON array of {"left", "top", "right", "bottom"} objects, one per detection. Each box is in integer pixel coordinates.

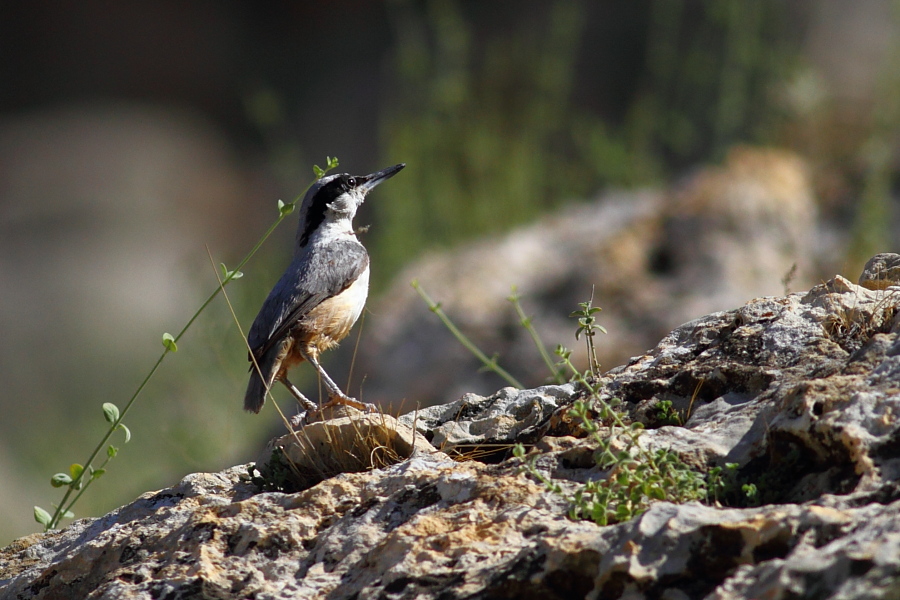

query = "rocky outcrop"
[{"left": 2, "top": 257, "right": 899, "bottom": 600}]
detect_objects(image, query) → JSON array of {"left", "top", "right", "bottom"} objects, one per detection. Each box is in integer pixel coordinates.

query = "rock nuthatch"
[{"left": 244, "top": 163, "right": 405, "bottom": 415}]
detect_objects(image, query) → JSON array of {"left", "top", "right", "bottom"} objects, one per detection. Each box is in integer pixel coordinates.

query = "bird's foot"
[
  {"left": 286, "top": 397, "right": 318, "bottom": 429},
  {"left": 289, "top": 394, "right": 377, "bottom": 428},
  {"left": 297, "top": 397, "right": 318, "bottom": 413},
  {"left": 321, "top": 393, "right": 378, "bottom": 414},
  {"left": 288, "top": 411, "right": 309, "bottom": 429}
]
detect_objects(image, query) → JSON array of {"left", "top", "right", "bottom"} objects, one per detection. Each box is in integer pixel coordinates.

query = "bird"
[{"left": 244, "top": 163, "right": 405, "bottom": 415}]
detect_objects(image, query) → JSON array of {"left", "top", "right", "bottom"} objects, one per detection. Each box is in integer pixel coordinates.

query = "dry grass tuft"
[{"left": 253, "top": 407, "right": 437, "bottom": 492}]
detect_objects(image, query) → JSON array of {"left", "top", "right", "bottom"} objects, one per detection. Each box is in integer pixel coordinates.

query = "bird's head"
[{"left": 296, "top": 163, "right": 405, "bottom": 247}]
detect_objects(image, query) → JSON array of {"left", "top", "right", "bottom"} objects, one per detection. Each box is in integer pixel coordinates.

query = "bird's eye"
[{"left": 347, "top": 177, "right": 356, "bottom": 188}]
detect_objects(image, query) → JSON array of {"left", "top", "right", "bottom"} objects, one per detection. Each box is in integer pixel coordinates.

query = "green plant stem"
[
  {"left": 43, "top": 166, "right": 333, "bottom": 531},
  {"left": 508, "top": 289, "right": 565, "bottom": 384},
  {"left": 411, "top": 280, "right": 523, "bottom": 389},
  {"left": 561, "top": 354, "right": 650, "bottom": 463},
  {"left": 56, "top": 453, "right": 116, "bottom": 523}
]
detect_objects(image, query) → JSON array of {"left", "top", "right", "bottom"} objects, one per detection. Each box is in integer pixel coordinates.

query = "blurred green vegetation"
[
  {"left": 634, "top": 0, "right": 795, "bottom": 166},
  {"left": 847, "top": 1, "right": 900, "bottom": 271},
  {"left": 376, "top": 0, "right": 597, "bottom": 275},
  {"left": 373, "top": 0, "right": 801, "bottom": 280}
]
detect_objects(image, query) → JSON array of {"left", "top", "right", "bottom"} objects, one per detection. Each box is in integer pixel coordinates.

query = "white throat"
[{"left": 311, "top": 217, "right": 357, "bottom": 245}]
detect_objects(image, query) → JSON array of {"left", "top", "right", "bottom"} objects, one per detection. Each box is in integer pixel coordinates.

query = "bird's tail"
[{"left": 244, "top": 345, "right": 281, "bottom": 413}]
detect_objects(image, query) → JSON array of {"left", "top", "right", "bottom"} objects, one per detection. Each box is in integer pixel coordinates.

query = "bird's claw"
[
  {"left": 323, "top": 393, "right": 378, "bottom": 414},
  {"left": 288, "top": 411, "right": 309, "bottom": 429},
  {"left": 289, "top": 394, "right": 377, "bottom": 429}
]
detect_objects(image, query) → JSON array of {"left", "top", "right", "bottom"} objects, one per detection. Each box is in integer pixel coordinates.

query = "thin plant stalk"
[
  {"left": 507, "top": 287, "right": 565, "bottom": 384},
  {"left": 558, "top": 353, "right": 646, "bottom": 458},
  {"left": 411, "top": 280, "right": 523, "bottom": 389},
  {"left": 208, "top": 247, "right": 307, "bottom": 446}
]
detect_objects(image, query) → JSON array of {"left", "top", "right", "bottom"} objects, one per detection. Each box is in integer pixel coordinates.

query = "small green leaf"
[
  {"left": 34, "top": 506, "right": 52, "bottom": 526},
  {"left": 69, "top": 463, "right": 84, "bottom": 480},
  {"left": 314, "top": 156, "right": 339, "bottom": 177},
  {"left": 277, "top": 199, "right": 295, "bottom": 216},
  {"left": 49, "top": 502, "right": 75, "bottom": 520},
  {"left": 107, "top": 445, "right": 119, "bottom": 458},
  {"left": 51, "top": 473, "right": 72, "bottom": 488},
  {"left": 119, "top": 423, "right": 132, "bottom": 443},
  {"left": 91, "top": 468, "right": 106, "bottom": 480},
  {"left": 102, "top": 402, "right": 120, "bottom": 423},
  {"left": 162, "top": 332, "right": 178, "bottom": 352},
  {"left": 219, "top": 263, "right": 243, "bottom": 282}
]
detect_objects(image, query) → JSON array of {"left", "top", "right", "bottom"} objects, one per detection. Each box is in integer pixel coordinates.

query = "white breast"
[{"left": 341, "top": 265, "right": 370, "bottom": 326}]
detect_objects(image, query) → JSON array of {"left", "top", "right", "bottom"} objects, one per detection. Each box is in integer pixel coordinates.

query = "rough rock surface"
[
  {"left": 2, "top": 259, "right": 900, "bottom": 599},
  {"left": 859, "top": 253, "right": 900, "bottom": 290},
  {"left": 397, "top": 384, "right": 576, "bottom": 453}
]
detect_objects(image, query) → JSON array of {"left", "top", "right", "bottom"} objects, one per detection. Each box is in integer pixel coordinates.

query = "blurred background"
[{"left": 1, "top": 0, "right": 899, "bottom": 543}]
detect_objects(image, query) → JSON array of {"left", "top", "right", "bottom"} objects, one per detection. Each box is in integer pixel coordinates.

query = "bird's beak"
[{"left": 358, "top": 163, "right": 405, "bottom": 194}]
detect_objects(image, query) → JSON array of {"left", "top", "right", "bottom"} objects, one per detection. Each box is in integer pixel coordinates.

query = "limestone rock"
[
  {"left": 397, "top": 384, "right": 576, "bottom": 453},
  {"left": 2, "top": 264, "right": 900, "bottom": 599},
  {"left": 858, "top": 252, "right": 900, "bottom": 290}
]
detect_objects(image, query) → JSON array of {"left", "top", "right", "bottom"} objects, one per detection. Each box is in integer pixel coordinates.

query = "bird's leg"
[
  {"left": 297, "top": 347, "right": 347, "bottom": 400},
  {"left": 280, "top": 377, "right": 318, "bottom": 413},
  {"left": 298, "top": 347, "right": 377, "bottom": 414}
]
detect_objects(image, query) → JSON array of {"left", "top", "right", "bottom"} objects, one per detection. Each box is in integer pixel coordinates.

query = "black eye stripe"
[{"left": 298, "top": 174, "right": 354, "bottom": 246}]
